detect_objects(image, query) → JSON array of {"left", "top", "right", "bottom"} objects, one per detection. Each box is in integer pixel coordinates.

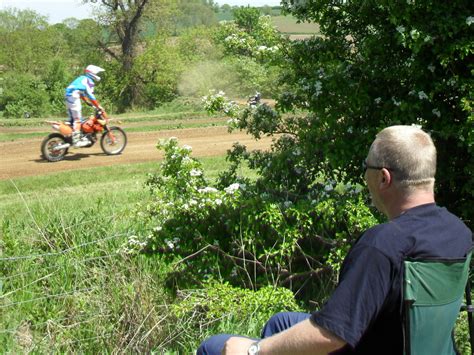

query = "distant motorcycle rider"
[{"left": 65, "top": 65, "right": 105, "bottom": 146}]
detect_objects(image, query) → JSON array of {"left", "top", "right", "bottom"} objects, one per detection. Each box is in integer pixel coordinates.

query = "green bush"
[
  {"left": 125, "top": 138, "right": 378, "bottom": 304},
  {"left": 0, "top": 72, "right": 52, "bottom": 118},
  {"left": 170, "top": 281, "right": 303, "bottom": 349}
]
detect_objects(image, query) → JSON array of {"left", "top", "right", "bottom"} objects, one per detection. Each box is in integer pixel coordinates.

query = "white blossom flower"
[
  {"left": 324, "top": 184, "right": 333, "bottom": 192},
  {"left": 190, "top": 169, "right": 202, "bottom": 177},
  {"left": 198, "top": 187, "right": 218, "bottom": 194},
  {"left": 410, "top": 29, "right": 420, "bottom": 40},
  {"left": 466, "top": 16, "right": 474, "bottom": 26},
  {"left": 165, "top": 239, "right": 175, "bottom": 249},
  {"left": 432, "top": 108, "right": 441, "bottom": 118},
  {"left": 427, "top": 64, "right": 435, "bottom": 73},
  {"left": 225, "top": 183, "right": 241, "bottom": 194},
  {"left": 153, "top": 226, "right": 163, "bottom": 232},
  {"left": 392, "top": 97, "right": 401, "bottom": 106},
  {"left": 215, "top": 199, "right": 223, "bottom": 205},
  {"left": 314, "top": 81, "right": 323, "bottom": 96},
  {"left": 374, "top": 97, "right": 382, "bottom": 104},
  {"left": 418, "top": 91, "right": 428, "bottom": 100},
  {"left": 396, "top": 25, "right": 406, "bottom": 34},
  {"left": 182, "top": 145, "right": 192, "bottom": 152}
]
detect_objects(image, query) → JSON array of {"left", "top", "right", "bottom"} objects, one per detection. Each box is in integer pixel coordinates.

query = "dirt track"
[{"left": 0, "top": 126, "right": 273, "bottom": 180}]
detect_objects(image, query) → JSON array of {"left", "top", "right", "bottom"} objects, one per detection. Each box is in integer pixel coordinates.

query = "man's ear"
[{"left": 379, "top": 168, "right": 392, "bottom": 189}]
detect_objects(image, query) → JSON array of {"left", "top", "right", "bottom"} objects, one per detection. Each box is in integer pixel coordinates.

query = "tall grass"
[{"left": 0, "top": 157, "right": 268, "bottom": 352}]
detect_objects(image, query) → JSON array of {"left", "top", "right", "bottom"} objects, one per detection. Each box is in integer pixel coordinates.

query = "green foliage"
[
  {"left": 0, "top": 72, "right": 51, "bottom": 118},
  {"left": 177, "top": 26, "right": 220, "bottom": 63},
  {"left": 214, "top": 14, "right": 284, "bottom": 61},
  {"left": 199, "top": 11, "right": 288, "bottom": 98},
  {"left": 171, "top": 281, "right": 302, "bottom": 346},
  {"left": 276, "top": 0, "right": 474, "bottom": 227},
  {"left": 170, "top": 0, "right": 217, "bottom": 35},
  {"left": 0, "top": 9, "right": 105, "bottom": 118},
  {"left": 0, "top": 156, "right": 240, "bottom": 352},
  {"left": 127, "top": 138, "right": 378, "bottom": 303},
  {"left": 232, "top": 7, "right": 262, "bottom": 33},
  {"left": 455, "top": 312, "right": 472, "bottom": 355},
  {"left": 133, "top": 36, "right": 184, "bottom": 108}
]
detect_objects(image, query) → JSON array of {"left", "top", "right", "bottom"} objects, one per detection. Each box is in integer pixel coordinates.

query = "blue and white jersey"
[{"left": 65, "top": 75, "right": 97, "bottom": 101}]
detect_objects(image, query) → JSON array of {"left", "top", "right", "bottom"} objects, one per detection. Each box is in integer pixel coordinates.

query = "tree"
[
  {"left": 168, "top": 0, "right": 217, "bottom": 35},
  {"left": 0, "top": 8, "right": 53, "bottom": 73},
  {"left": 232, "top": 6, "right": 261, "bottom": 33},
  {"left": 0, "top": 8, "right": 79, "bottom": 117},
  {"left": 81, "top": 0, "right": 162, "bottom": 110},
  {"left": 271, "top": 0, "right": 474, "bottom": 226}
]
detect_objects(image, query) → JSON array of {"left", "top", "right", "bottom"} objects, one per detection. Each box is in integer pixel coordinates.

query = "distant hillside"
[
  {"left": 216, "top": 8, "right": 320, "bottom": 38},
  {"left": 271, "top": 15, "right": 320, "bottom": 35}
]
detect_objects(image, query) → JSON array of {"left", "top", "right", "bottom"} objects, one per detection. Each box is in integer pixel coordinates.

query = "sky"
[{"left": 0, "top": 0, "right": 282, "bottom": 24}]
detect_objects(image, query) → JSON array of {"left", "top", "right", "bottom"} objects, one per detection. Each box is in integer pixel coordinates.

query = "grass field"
[
  {"left": 271, "top": 15, "right": 320, "bottom": 35},
  {"left": 0, "top": 109, "right": 269, "bottom": 353},
  {"left": 0, "top": 152, "right": 248, "bottom": 352},
  {"left": 2, "top": 109, "right": 470, "bottom": 353}
]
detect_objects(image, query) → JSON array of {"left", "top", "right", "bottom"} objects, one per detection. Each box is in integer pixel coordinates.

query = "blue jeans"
[{"left": 196, "top": 312, "right": 311, "bottom": 355}]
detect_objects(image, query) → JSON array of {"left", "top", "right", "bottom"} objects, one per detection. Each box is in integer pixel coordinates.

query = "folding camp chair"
[{"left": 403, "top": 253, "right": 473, "bottom": 355}]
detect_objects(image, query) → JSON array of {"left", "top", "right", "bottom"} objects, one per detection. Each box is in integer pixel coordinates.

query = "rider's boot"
[{"left": 72, "top": 131, "right": 81, "bottom": 146}]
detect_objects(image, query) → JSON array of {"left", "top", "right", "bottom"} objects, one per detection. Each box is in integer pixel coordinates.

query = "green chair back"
[{"left": 403, "top": 253, "right": 472, "bottom": 355}]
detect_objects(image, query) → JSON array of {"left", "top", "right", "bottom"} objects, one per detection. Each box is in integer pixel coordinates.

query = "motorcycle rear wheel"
[
  {"left": 100, "top": 126, "right": 127, "bottom": 155},
  {"left": 41, "top": 133, "right": 69, "bottom": 162}
]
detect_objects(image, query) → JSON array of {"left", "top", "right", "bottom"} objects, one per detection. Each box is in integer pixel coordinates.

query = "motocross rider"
[{"left": 65, "top": 65, "right": 106, "bottom": 146}]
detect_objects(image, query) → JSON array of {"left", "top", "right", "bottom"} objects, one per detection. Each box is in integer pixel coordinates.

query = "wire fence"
[
  {"left": 0, "top": 233, "right": 126, "bottom": 262},
  {"left": 0, "top": 231, "right": 131, "bottom": 309},
  {"left": 0, "top": 287, "right": 98, "bottom": 309},
  {"left": 1, "top": 181, "right": 180, "bottom": 351}
]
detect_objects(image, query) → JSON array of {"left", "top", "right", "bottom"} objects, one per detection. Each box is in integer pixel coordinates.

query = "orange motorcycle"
[{"left": 41, "top": 109, "right": 127, "bottom": 162}]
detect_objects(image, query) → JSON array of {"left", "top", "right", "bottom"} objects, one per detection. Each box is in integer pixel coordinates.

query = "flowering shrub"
[
  {"left": 124, "top": 138, "right": 378, "bottom": 303},
  {"left": 202, "top": 90, "right": 241, "bottom": 118},
  {"left": 210, "top": 8, "right": 286, "bottom": 98},
  {"left": 214, "top": 13, "right": 284, "bottom": 62}
]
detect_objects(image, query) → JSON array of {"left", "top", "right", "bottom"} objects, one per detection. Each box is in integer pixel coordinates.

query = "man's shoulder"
[
  {"left": 355, "top": 204, "right": 472, "bottom": 260},
  {"left": 355, "top": 222, "right": 407, "bottom": 259}
]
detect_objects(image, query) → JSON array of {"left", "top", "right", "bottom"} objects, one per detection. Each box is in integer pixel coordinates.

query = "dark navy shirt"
[{"left": 311, "top": 203, "right": 472, "bottom": 354}]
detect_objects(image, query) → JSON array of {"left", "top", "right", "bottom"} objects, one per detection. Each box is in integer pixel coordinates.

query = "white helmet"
[{"left": 85, "top": 64, "right": 105, "bottom": 81}]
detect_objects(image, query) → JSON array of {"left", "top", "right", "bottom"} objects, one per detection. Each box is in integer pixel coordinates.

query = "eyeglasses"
[{"left": 362, "top": 159, "right": 393, "bottom": 172}]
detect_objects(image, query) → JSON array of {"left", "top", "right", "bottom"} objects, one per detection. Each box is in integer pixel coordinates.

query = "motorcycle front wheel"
[
  {"left": 100, "top": 126, "right": 127, "bottom": 155},
  {"left": 41, "top": 133, "right": 69, "bottom": 162}
]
